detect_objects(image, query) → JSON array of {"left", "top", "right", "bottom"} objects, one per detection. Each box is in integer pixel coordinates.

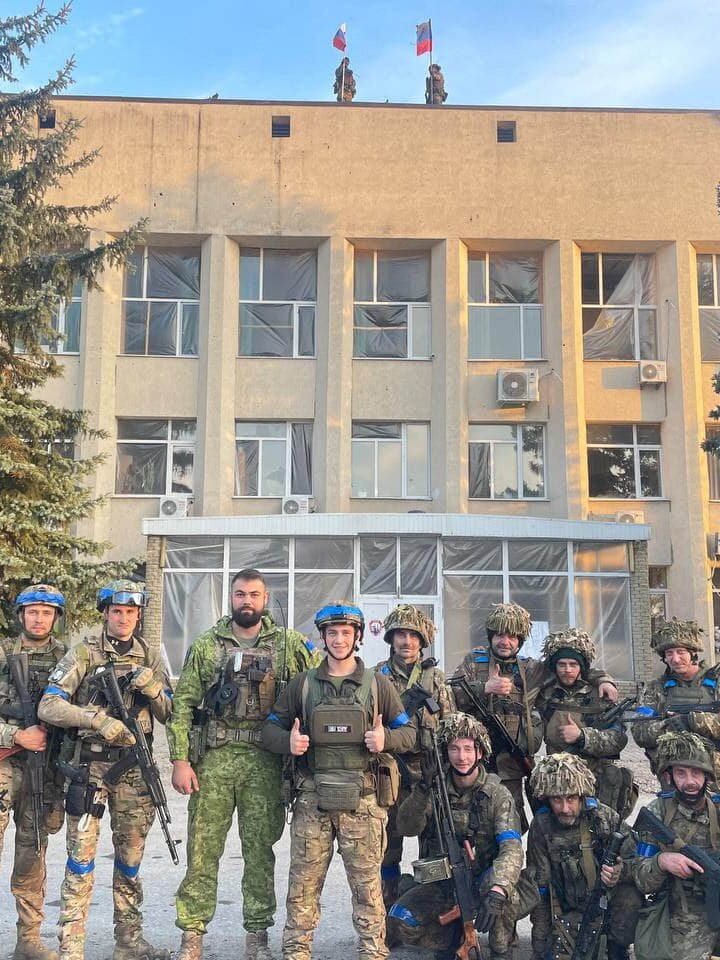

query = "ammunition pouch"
[
  {"left": 61, "top": 763, "right": 105, "bottom": 820},
  {"left": 209, "top": 650, "right": 276, "bottom": 723},
  {"left": 374, "top": 752, "right": 401, "bottom": 808},
  {"left": 412, "top": 855, "right": 452, "bottom": 884},
  {"left": 314, "top": 770, "right": 365, "bottom": 812},
  {"left": 595, "top": 762, "right": 638, "bottom": 821},
  {"left": 188, "top": 722, "right": 208, "bottom": 764}
]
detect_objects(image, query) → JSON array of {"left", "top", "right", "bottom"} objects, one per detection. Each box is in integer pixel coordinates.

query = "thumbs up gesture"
[
  {"left": 289, "top": 717, "right": 310, "bottom": 756},
  {"left": 485, "top": 662, "right": 513, "bottom": 696},
  {"left": 364, "top": 714, "right": 385, "bottom": 754},
  {"left": 558, "top": 711, "right": 582, "bottom": 745}
]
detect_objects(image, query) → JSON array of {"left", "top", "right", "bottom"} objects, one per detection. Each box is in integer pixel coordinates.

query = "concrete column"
[
  {"left": 437, "top": 240, "right": 464, "bottom": 513},
  {"left": 559, "top": 240, "right": 587, "bottom": 520}
]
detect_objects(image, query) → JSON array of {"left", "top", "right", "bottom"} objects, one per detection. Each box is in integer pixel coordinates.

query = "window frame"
[
  {"left": 467, "top": 251, "right": 544, "bottom": 360},
  {"left": 705, "top": 423, "right": 720, "bottom": 500},
  {"left": 468, "top": 423, "right": 546, "bottom": 500},
  {"left": 48, "top": 287, "right": 82, "bottom": 354},
  {"left": 351, "top": 421, "right": 430, "bottom": 499},
  {"left": 234, "top": 420, "right": 313, "bottom": 498},
  {"left": 121, "top": 246, "right": 201, "bottom": 358},
  {"left": 238, "top": 247, "right": 317, "bottom": 359},
  {"left": 115, "top": 418, "right": 196, "bottom": 497},
  {"left": 698, "top": 253, "right": 720, "bottom": 362},
  {"left": 586, "top": 423, "right": 663, "bottom": 499}
]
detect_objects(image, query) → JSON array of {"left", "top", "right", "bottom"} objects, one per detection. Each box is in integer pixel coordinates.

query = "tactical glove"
[
  {"left": 665, "top": 714, "right": 689, "bottom": 733},
  {"left": 90, "top": 711, "right": 136, "bottom": 747},
  {"left": 420, "top": 750, "right": 438, "bottom": 790},
  {"left": 129, "top": 666, "right": 164, "bottom": 700},
  {"left": 475, "top": 889, "right": 507, "bottom": 933}
]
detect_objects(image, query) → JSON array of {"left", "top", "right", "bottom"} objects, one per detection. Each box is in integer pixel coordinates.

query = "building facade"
[{"left": 38, "top": 95, "right": 720, "bottom": 678}]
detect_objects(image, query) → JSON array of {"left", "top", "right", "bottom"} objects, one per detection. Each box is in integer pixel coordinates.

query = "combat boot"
[
  {"left": 244, "top": 930, "right": 274, "bottom": 960},
  {"left": 13, "top": 941, "right": 58, "bottom": 960},
  {"left": 176, "top": 932, "right": 203, "bottom": 960},
  {"left": 112, "top": 938, "right": 170, "bottom": 960}
]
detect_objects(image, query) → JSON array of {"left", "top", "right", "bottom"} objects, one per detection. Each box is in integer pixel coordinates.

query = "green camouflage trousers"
[
  {"left": 668, "top": 905, "right": 717, "bottom": 960},
  {"left": 284, "top": 790, "right": 388, "bottom": 960},
  {"left": 175, "top": 742, "right": 285, "bottom": 934},
  {"left": 57, "top": 761, "right": 156, "bottom": 959},
  {"left": 0, "top": 755, "right": 64, "bottom": 938}
]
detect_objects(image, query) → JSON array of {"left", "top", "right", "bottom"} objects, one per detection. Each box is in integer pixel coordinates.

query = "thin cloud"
[{"left": 75, "top": 7, "right": 146, "bottom": 51}]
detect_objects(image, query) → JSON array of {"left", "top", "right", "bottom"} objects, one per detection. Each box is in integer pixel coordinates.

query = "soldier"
[
  {"left": 0, "top": 584, "right": 67, "bottom": 960},
  {"left": 386, "top": 712, "right": 523, "bottom": 960},
  {"left": 168, "top": 569, "right": 318, "bottom": 960},
  {"left": 334, "top": 57, "right": 356, "bottom": 102},
  {"left": 37, "top": 580, "right": 171, "bottom": 960},
  {"left": 262, "top": 603, "right": 416, "bottom": 960},
  {"left": 536, "top": 628, "right": 637, "bottom": 818},
  {"left": 373, "top": 603, "right": 455, "bottom": 909},
  {"left": 633, "top": 732, "right": 720, "bottom": 960},
  {"left": 453, "top": 603, "right": 618, "bottom": 830},
  {"left": 425, "top": 63, "right": 447, "bottom": 104},
  {"left": 632, "top": 618, "right": 720, "bottom": 776},
  {"left": 526, "top": 753, "right": 640, "bottom": 960}
]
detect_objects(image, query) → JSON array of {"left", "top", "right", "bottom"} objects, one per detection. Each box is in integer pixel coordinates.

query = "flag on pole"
[
  {"left": 416, "top": 20, "right": 432, "bottom": 56},
  {"left": 333, "top": 23, "right": 347, "bottom": 51}
]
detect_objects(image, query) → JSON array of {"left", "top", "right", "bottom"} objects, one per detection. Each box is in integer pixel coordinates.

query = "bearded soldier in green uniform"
[
  {"left": 38, "top": 580, "right": 172, "bottom": 960},
  {"left": 386, "top": 712, "right": 524, "bottom": 960},
  {"left": 633, "top": 732, "right": 720, "bottom": 960},
  {"left": 526, "top": 753, "right": 640, "bottom": 960},
  {"left": 537, "top": 628, "right": 637, "bottom": 818},
  {"left": 263, "top": 603, "right": 415, "bottom": 960},
  {"left": 168, "top": 569, "right": 319, "bottom": 960},
  {"left": 0, "top": 585, "right": 67, "bottom": 960},
  {"left": 632, "top": 618, "right": 720, "bottom": 777},
  {"left": 373, "top": 603, "right": 455, "bottom": 909},
  {"left": 453, "top": 603, "right": 618, "bottom": 830}
]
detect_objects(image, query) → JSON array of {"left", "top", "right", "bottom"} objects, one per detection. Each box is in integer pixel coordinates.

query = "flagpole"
[
  {"left": 428, "top": 18, "right": 433, "bottom": 103},
  {"left": 341, "top": 53, "right": 346, "bottom": 103}
]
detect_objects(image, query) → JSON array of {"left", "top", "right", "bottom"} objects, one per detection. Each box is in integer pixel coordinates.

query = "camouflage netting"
[
  {"left": 656, "top": 731, "right": 715, "bottom": 776},
  {"left": 485, "top": 602, "right": 532, "bottom": 639},
  {"left": 437, "top": 712, "right": 492, "bottom": 758},
  {"left": 650, "top": 617, "right": 704, "bottom": 655},
  {"left": 542, "top": 627, "right": 596, "bottom": 664},
  {"left": 383, "top": 603, "right": 436, "bottom": 649},
  {"left": 529, "top": 752, "right": 596, "bottom": 799}
]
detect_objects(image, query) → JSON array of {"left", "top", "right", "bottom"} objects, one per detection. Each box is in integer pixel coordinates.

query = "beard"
[{"left": 232, "top": 608, "right": 262, "bottom": 628}]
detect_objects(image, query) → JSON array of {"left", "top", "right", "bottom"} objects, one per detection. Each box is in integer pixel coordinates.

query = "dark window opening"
[
  {"left": 38, "top": 109, "right": 56, "bottom": 129},
  {"left": 497, "top": 121, "right": 516, "bottom": 143},
  {"left": 272, "top": 115, "right": 291, "bottom": 138}
]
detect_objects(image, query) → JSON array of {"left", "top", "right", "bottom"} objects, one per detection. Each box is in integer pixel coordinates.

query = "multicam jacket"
[{"left": 0, "top": 634, "right": 67, "bottom": 750}]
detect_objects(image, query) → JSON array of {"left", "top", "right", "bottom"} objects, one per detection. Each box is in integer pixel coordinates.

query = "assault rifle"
[
  {"left": 90, "top": 662, "right": 180, "bottom": 864},
  {"left": 619, "top": 700, "right": 720, "bottom": 724},
  {"left": 6, "top": 653, "right": 45, "bottom": 853},
  {"left": 635, "top": 805, "right": 720, "bottom": 930},
  {"left": 449, "top": 676, "right": 534, "bottom": 777},
  {"left": 594, "top": 693, "right": 639, "bottom": 730},
  {"left": 570, "top": 831, "right": 624, "bottom": 960}
]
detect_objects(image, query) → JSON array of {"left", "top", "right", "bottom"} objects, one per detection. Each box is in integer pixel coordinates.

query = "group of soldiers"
[
  {"left": 333, "top": 58, "right": 447, "bottom": 104},
  {"left": 3, "top": 572, "right": 720, "bottom": 960}
]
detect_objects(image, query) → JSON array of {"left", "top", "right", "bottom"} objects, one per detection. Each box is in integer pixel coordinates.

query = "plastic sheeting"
[
  {"left": 707, "top": 428, "right": 720, "bottom": 499},
  {"left": 443, "top": 574, "right": 503, "bottom": 669},
  {"left": 123, "top": 249, "right": 200, "bottom": 356},
  {"left": 507, "top": 539, "right": 567, "bottom": 572},
  {"left": 468, "top": 425, "right": 544, "bottom": 499},
  {"left": 240, "top": 248, "right": 317, "bottom": 301},
  {"left": 583, "top": 254, "right": 657, "bottom": 360},
  {"left": 574, "top": 576, "right": 632, "bottom": 679},
  {"left": 294, "top": 572, "right": 354, "bottom": 638},
  {"left": 239, "top": 303, "right": 295, "bottom": 357},
  {"left": 468, "top": 253, "right": 542, "bottom": 304},
  {"left": 353, "top": 304, "right": 408, "bottom": 358},
  {"left": 229, "top": 537, "right": 289, "bottom": 569},
  {"left": 162, "top": 572, "right": 223, "bottom": 675},
  {"left": 573, "top": 542, "right": 628, "bottom": 573},
  {"left": 508, "top": 575, "right": 569, "bottom": 633},
  {"left": 700, "top": 308, "right": 720, "bottom": 361},
  {"left": 442, "top": 538, "right": 503, "bottom": 571},
  {"left": 359, "top": 537, "right": 396, "bottom": 593},
  {"left": 166, "top": 537, "right": 224, "bottom": 569},
  {"left": 234, "top": 423, "right": 312, "bottom": 497},
  {"left": 290, "top": 423, "right": 313, "bottom": 495},
  {"left": 399, "top": 536, "right": 437, "bottom": 594},
  {"left": 295, "top": 537, "right": 354, "bottom": 569}
]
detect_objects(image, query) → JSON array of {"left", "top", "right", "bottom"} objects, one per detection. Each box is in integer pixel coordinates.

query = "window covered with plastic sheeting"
[
  {"left": 163, "top": 572, "right": 223, "bottom": 675},
  {"left": 443, "top": 538, "right": 503, "bottom": 571},
  {"left": 582, "top": 253, "right": 657, "bottom": 361},
  {"left": 294, "top": 572, "right": 355, "bottom": 638},
  {"left": 698, "top": 254, "right": 720, "bottom": 360},
  {"left": 238, "top": 247, "right": 316, "bottom": 358},
  {"left": 400, "top": 537, "right": 437, "bottom": 595},
  {"left": 469, "top": 424, "right": 545, "bottom": 499},
  {"left": 234, "top": 421, "right": 313, "bottom": 497},
  {"left": 706, "top": 425, "right": 720, "bottom": 499},
  {"left": 122, "top": 246, "right": 201, "bottom": 357},
  {"left": 353, "top": 249, "right": 431, "bottom": 358},
  {"left": 508, "top": 539, "right": 567, "bottom": 571},
  {"left": 468, "top": 252, "right": 543, "bottom": 359},
  {"left": 587, "top": 423, "right": 662, "bottom": 498},
  {"left": 574, "top": 576, "right": 632, "bottom": 678},
  {"left": 360, "top": 537, "right": 397, "bottom": 594},
  {"left": 229, "top": 537, "right": 289, "bottom": 570},
  {"left": 166, "top": 537, "right": 224, "bottom": 570},
  {"left": 115, "top": 419, "right": 195, "bottom": 495},
  {"left": 573, "top": 541, "right": 628, "bottom": 573},
  {"left": 443, "top": 574, "right": 503, "bottom": 667},
  {"left": 295, "top": 537, "right": 354, "bottom": 569},
  {"left": 358, "top": 535, "right": 438, "bottom": 595},
  {"left": 351, "top": 421, "right": 429, "bottom": 498},
  {"left": 508, "top": 575, "right": 569, "bottom": 632}
]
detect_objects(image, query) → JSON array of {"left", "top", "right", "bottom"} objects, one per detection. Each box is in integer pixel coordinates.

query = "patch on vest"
[{"left": 324, "top": 723, "right": 353, "bottom": 734}]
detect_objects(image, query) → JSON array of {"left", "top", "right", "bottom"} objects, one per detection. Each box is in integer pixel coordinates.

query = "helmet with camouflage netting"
[
  {"left": 529, "top": 753, "right": 596, "bottom": 799},
  {"left": 650, "top": 618, "right": 704, "bottom": 656},
  {"left": 656, "top": 731, "right": 715, "bottom": 777},
  {"left": 543, "top": 627, "right": 596, "bottom": 674},
  {"left": 437, "top": 712, "right": 492, "bottom": 759},
  {"left": 383, "top": 604, "right": 436, "bottom": 649},
  {"left": 485, "top": 602, "right": 532, "bottom": 640}
]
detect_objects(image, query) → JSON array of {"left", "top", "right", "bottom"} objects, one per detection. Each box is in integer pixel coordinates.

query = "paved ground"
[{"left": 0, "top": 739, "right": 656, "bottom": 960}]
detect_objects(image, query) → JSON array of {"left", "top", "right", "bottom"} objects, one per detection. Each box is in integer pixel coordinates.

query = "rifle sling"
[
  {"left": 516, "top": 658, "right": 536, "bottom": 755},
  {"left": 103, "top": 750, "right": 138, "bottom": 785},
  {"left": 579, "top": 817, "right": 597, "bottom": 889}
]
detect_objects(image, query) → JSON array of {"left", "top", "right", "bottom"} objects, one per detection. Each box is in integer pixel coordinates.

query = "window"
[
  {"left": 234, "top": 421, "right": 313, "bottom": 497},
  {"left": 353, "top": 250, "right": 431, "bottom": 359},
  {"left": 698, "top": 253, "right": 720, "bottom": 361},
  {"left": 587, "top": 423, "right": 662, "bottom": 498},
  {"left": 272, "top": 116, "right": 291, "bottom": 137},
  {"left": 468, "top": 252, "right": 542, "bottom": 359},
  {"left": 582, "top": 252, "right": 657, "bottom": 360},
  {"left": 116, "top": 419, "right": 195, "bottom": 495},
  {"left": 351, "top": 422, "right": 429, "bottom": 498},
  {"left": 496, "top": 121, "right": 516, "bottom": 143},
  {"left": 706, "top": 424, "right": 720, "bottom": 499},
  {"left": 17, "top": 279, "right": 82, "bottom": 355},
  {"left": 469, "top": 424, "right": 545, "bottom": 499},
  {"left": 238, "top": 248, "right": 316, "bottom": 358},
  {"left": 649, "top": 566, "right": 668, "bottom": 635},
  {"left": 122, "top": 247, "right": 200, "bottom": 356}
]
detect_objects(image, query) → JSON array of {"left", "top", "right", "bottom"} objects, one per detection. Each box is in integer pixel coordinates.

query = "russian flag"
[
  {"left": 416, "top": 20, "right": 432, "bottom": 56},
  {"left": 333, "top": 23, "right": 347, "bottom": 51}
]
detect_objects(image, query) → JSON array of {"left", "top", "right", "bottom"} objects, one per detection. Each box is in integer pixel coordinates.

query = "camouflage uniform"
[
  {"left": 526, "top": 754, "right": 640, "bottom": 960},
  {"left": 0, "top": 633, "right": 67, "bottom": 953},
  {"left": 167, "top": 614, "right": 318, "bottom": 937},
  {"left": 262, "top": 656, "right": 416, "bottom": 960},
  {"left": 37, "top": 631, "right": 172, "bottom": 960},
  {"left": 334, "top": 59, "right": 356, "bottom": 102},
  {"left": 425, "top": 65, "right": 447, "bottom": 104},
  {"left": 386, "top": 763, "right": 523, "bottom": 957}
]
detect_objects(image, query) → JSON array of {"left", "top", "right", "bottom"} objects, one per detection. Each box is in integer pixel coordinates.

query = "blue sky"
[{"left": 14, "top": 0, "right": 720, "bottom": 108}]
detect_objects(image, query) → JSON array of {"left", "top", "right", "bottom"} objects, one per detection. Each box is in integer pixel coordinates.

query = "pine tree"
[{"left": 0, "top": 4, "right": 145, "bottom": 629}]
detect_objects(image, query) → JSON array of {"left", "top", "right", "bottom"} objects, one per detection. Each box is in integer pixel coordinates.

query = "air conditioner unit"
[
  {"left": 158, "top": 495, "right": 190, "bottom": 518},
  {"left": 712, "top": 531, "right": 720, "bottom": 558},
  {"left": 615, "top": 509, "right": 645, "bottom": 524},
  {"left": 638, "top": 360, "right": 667, "bottom": 385},
  {"left": 497, "top": 368, "right": 540, "bottom": 405},
  {"left": 281, "top": 495, "right": 314, "bottom": 515}
]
